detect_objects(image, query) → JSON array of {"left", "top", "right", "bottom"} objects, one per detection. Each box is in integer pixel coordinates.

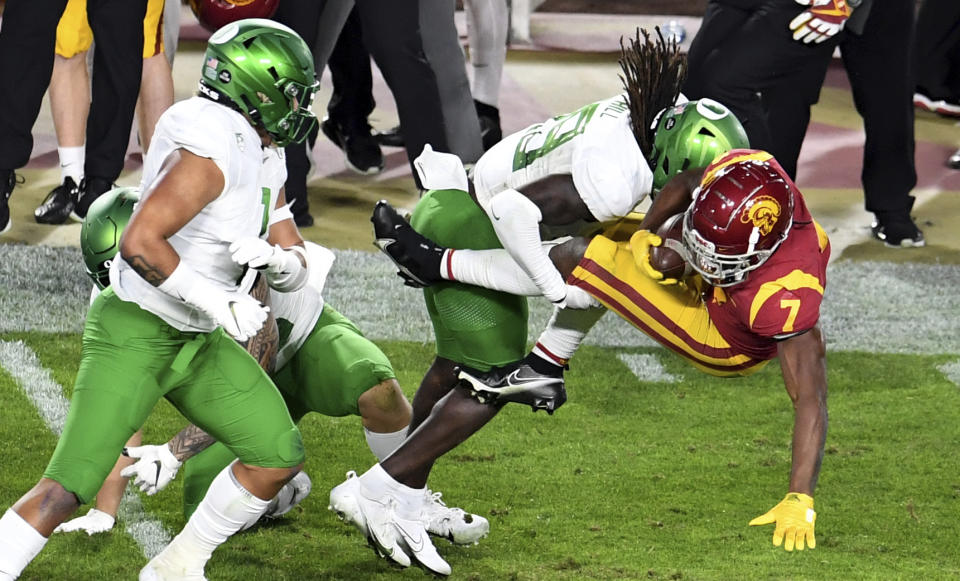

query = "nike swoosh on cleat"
[{"left": 394, "top": 521, "right": 425, "bottom": 552}]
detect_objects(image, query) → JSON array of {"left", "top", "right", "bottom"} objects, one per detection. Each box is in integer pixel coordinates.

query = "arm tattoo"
[
  {"left": 242, "top": 274, "right": 279, "bottom": 372},
  {"left": 126, "top": 254, "right": 168, "bottom": 287},
  {"left": 167, "top": 424, "right": 216, "bottom": 462}
]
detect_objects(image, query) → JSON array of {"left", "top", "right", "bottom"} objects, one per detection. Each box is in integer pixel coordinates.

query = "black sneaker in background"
[
  {"left": 871, "top": 213, "right": 925, "bottom": 248},
  {"left": 474, "top": 100, "right": 502, "bottom": 152},
  {"left": 35, "top": 177, "right": 79, "bottom": 225},
  {"left": 71, "top": 176, "right": 114, "bottom": 222},
  {"left": 373, "top": 125, "right": 405, "bottom": 148},
  {"left": 321, "top": 117, "right": 384, "bottom": 175},
  {"left": 948, "top": 149, "right": 960, "bottom": 170},
  {"left": 0, "top": 170, "right": 15, "bottom": 234}
]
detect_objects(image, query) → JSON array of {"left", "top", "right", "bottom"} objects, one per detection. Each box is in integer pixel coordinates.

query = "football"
[{"left": 649, "top": 213, "right": 691, "bottom": 280}]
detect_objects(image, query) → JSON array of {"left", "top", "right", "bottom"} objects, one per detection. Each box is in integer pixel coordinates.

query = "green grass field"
[{"left": 2, "top": 329, "right": 959, "bottom": 580}]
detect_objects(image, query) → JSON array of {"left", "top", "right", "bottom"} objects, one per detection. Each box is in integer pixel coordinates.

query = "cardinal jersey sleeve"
[{"left": 746, "top": 279, "right": 824, "bottom": 340}]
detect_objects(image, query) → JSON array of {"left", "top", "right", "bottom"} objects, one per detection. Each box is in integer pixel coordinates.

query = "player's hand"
[
  {"left": 210, "top": 293, "right": 269, "bottom": 342},
  {"left": 629, "top": 230, "right": 679, "bottom": 286},
  {"left": 790, "top": 0, "right": 852, "bottom": 44},
  {"left": 120, "top": 444, "right": 183, "bottom": 496},
  {"left": 563, "top": 285, "right": 600, "bottom": 309},
  {"left": 53, "top": 508, "right": 115, "bottom": 535},
  {"left": 749, "top": 492, "right": 817, "bottom": 551},
  {"left": 229, "top": 237, "right": 286, "bottom": 273}
]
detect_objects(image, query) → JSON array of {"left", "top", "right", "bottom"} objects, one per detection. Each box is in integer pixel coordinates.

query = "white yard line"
[
  {"left": 617, "top": 353, "right": 679, "bottom": 384},
  {"left": 0, "top": 340, "right": 172, "bottom": 558}
]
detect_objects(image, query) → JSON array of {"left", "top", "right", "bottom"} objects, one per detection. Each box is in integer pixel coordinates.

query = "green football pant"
[
  {"left": 43, "top": 288, "right": 304, "bottom": 504},
  {"left": 410, "top": 187, "right": 528, "bottom": 371},
  {"left": 181, "top": 303, "right": 395, "bottom": 518}
]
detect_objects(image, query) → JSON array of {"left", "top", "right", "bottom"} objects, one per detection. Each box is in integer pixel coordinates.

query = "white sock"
[
  {"left": 364, "top": 426, "right": 408, "bottom": 461},
  {"left": 153, "top": 464, "right": 270, "bottom": 575},
  {"left": 0, "top": 509, "right": 48, "bottom": 579},
  {"left": 57, "top": 145, "right": 84, "bottom": 184},
  {"left": 358, "top": 464, "right": 425, "bottom": 517},
  {"left": 532, "top": 305, "right": 606, "bottom": 365},
  {"left": 445, "top": 248, "right": 541, "bottom": 295}
]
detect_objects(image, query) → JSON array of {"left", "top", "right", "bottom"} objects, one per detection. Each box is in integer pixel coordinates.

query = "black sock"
[{"left": 523, "top": 352, "right": 564, "bottom": 376}]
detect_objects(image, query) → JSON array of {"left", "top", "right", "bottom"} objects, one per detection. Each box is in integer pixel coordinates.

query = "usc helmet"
[
  {"left": 188, "top": 0, "right": 280, "bottom": 33},
  {"left": 681, "top": 154, "right": 794, "bottom": 287},
  {"left": 648, "top": 98, "right": 749, "bottom": 191},
  {"left": 80, "top": 187, "right": 140, "bottom": 290},
  {"left": 199, "top": 19, "right": 318, "bottom": 147}
]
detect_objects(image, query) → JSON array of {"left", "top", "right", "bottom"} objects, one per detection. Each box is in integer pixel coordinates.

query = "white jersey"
[
  {"left": 472, "top": 94, "right": 652, "bottom": 223},
  {"left": 268, "top": 242, "right": 336, "bottom": 369},
  {"left": 112, "top": 96, "right": 286, "bottom": 332}
]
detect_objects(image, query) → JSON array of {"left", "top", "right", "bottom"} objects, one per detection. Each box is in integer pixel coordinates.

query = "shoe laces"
[{"left": 423, "top": 489, "right": 467, "bottom": 525}]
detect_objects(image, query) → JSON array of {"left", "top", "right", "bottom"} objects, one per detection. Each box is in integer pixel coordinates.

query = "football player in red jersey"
[{"left": 368, "top": 149, "right": 829, "bottom": 554}]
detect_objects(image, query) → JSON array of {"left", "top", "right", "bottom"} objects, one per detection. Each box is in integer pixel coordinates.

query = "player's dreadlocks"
[{"left": 619, "top": 27, "right": 687, "bottom": 157}]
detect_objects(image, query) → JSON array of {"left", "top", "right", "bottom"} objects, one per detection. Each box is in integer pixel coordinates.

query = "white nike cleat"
[
  {"left": 139, "top": 551, "right": 207, "bottom": 581},
  {"left": 265, "top": 471, "right": 312, "bottom": 519},
  {"left": 241, "top": 471, "right": 313, "bottom": 531},
  {"left": 389, "top": 505, "right": 451, "bottom": 576},
  {"left": 422, "top": 489, "right": 489, "bottom": 545},
  {"left": 329, "top": 471, "right": 412, "bottom": 568}
]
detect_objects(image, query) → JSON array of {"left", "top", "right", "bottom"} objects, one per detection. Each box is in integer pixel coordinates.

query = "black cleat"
[
  {"left": 373, "top": 125, "right": 405, "bottom": 148},
  {"left": 0, "top": 170, "right": 15, "bottom": 234},
  {"left": 458, "top": 362, "right": 567, "bottom": 414},
  {"left": 321, "top": 117, "right": 384, "bottom": 175},
  {"left": 35, "top": 177, "right": 79, "bottom": 225},
  {"left": 948, "top": 149, "right": 960, "bottom": 170},
  {"left": 371, "top": 200, "right": 445, "bottom": 287},
  {"left": 475, "top": 100, "right": 502, "bottom": 152},
  {"left": 871, "top": 213, "right": 925, "bottom": 249},
  {"left": 72, "top": 176, "right": 114, "bottom": 222}
]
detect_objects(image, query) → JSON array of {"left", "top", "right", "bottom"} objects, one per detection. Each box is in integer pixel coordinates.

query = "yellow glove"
[
  {"left": 628, "top": 229, "right": 678, "bottom": 286},
  {"left": 749, "top": 493, "right": 816, "bottom": 551}
]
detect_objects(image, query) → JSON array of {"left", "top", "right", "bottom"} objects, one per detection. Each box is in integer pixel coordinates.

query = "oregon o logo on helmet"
[
  {"left": 740, "top": 195, "right": 781, "bottom": 235},
  {"left": 695, "top": 98, "right": 728, "bottom": 121},
  {"left": 209, "top": 22, "right": 240, "bottom": 44}
]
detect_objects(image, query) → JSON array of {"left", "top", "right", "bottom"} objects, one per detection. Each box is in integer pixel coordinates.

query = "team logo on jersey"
[
  {"left": 235, "top": 133, "right": 245, "bottom": 152},
  {"left": 740, "top": 195, "right": 781, "bottom": 236}
]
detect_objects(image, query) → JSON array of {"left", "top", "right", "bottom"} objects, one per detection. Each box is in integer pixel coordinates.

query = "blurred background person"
[
  {"left": 0, "top": 0, "right": 147, "bottom": 235},
  {"left": 35, "top": 0, "right": 173, "bottom": 225},
  {"left": 912, "top": 0, "right": 960, "bottom": 118},
  {"left": 376, "top": 0, "right": 509, "bottom": 153},
  {"left": 684, "top": 0, "right": 923, "bottom": 248}
]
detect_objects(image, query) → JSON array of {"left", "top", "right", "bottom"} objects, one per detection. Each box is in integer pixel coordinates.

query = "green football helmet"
[
  {"left": 648, "top": 98, "right": 750, "bottom": 191},
  {"left": 80, "top": 187, "right": 140, "bottom": 290},
  {"left": 198, "top": 18, "right": 318, "bottom": 147}
]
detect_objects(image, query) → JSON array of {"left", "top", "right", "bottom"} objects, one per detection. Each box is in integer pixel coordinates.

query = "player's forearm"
[
  {"left": 778, "top": 327, "right": 828, "bottom": 495},
  {"left": 788, "top": 394, "right": 828, "bottom": 494},
  {"left": 168, "top": 424, "right": 216, "bottom": 462},
  {"left": 119, "top": 231, "right": 180, "bottom": 287},
  {"left": 487, "top": 189, "right": 566, "bottom": 303},
  {"left": 641, "top": 168, "right": 702, "bottom": 231},
  {"left": 95, "top": 431, "right": 143, "bottom": 517}
]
